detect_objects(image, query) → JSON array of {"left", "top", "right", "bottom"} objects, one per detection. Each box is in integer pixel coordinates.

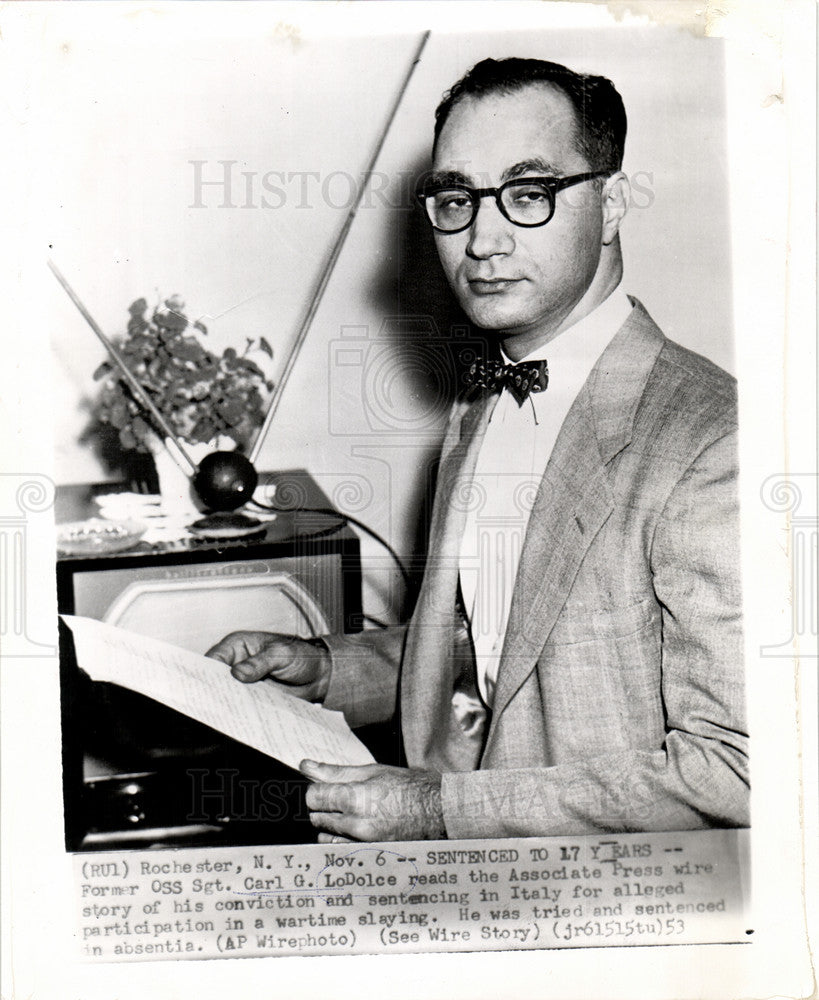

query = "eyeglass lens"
[{"left": 426, "top": 180, "right": 556, "bottom": 232}]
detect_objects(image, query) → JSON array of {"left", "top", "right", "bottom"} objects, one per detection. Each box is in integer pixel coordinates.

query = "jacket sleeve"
[
  {"left": 440, "top": 428, "right": 749, "bottom": 838},
  {"left": 320, "top": 626, "right": 407, "bottom": 729}
]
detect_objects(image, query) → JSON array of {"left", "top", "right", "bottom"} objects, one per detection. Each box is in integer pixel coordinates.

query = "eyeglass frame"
[{"left": 415, "top": 170, "right": 611, "bottom": 234}]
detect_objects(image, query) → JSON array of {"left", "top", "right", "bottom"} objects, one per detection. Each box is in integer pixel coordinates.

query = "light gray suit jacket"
[{"left": 323, "top": 301, "right": 749, "bottom": 838}]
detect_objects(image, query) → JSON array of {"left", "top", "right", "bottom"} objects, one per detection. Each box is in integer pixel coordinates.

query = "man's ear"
[{"left": 601, "top": 171, "right": 630, "bottom": 246}]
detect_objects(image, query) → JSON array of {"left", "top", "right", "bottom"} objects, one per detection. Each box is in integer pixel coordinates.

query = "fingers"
[
  {"left": 302, "top": 765, "right": 445, "bottom": 842},
  {"left": 305, "top": 780, "right": 356, "bottom": 815},
  {"left": 230, "top": 639, "right": 296, "bottom": 683},
  {"left": 206, "top": 633, "right": 311, "bottom": 685},
  {"left": 309, "top": 811, "right": 367, "bottom": 841},
  {"left": 302, "top": 763, "right": 388, "bottom": 816},
  {"left": 207, "top": 635, "right": 329, "bottom": 697},
  {"left": 317, "top": 833, "right": 354, "bottom": 844},
  {"left": 300, "top": 761, "right": 380, "bottom": 783},
  {"left": 303, "top": 762, "right": 387, "bottom": 841},
  {"left": 205, "top": 631, "right": 270, "bottom": 666}
]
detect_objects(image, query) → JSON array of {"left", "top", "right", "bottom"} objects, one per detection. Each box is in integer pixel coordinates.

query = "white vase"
[{"left": 144, "top": 433, "right": 232, "bottom": 517}]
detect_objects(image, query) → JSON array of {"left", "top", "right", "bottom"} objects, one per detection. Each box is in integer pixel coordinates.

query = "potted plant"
[{"left": 90, "top": 294, "right": 273, "bottom": 508}]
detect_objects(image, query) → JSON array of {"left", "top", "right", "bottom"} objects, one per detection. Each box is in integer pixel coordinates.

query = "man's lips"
[{"left": 466, "top": 277, "right": 523, "bottom": 295}]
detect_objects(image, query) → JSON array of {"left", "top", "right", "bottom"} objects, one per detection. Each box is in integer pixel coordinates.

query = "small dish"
[{"left": 57, "top": 518, "right": 147, "bottom": 555}]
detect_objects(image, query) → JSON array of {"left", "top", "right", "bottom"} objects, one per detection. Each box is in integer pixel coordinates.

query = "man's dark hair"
[{"left": 433, "top": 57, "right": 627, "bottom": 172}]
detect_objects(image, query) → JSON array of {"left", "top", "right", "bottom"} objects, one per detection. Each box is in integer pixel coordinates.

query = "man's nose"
[{"left": 465, "top": 197, "right": 515, "bottom": 259}]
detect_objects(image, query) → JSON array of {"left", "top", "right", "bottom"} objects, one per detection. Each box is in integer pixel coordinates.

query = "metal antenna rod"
[
  {"left": 248, "top": 29, "right": 431, "bottom": 464},
  {"left": 48, "top": 259, "right": 199, "bottom": 477}
]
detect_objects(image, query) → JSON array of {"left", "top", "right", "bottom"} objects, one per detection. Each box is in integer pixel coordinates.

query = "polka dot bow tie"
[{"left": 465, "top": 358, "right": 550, "bottom": 405}]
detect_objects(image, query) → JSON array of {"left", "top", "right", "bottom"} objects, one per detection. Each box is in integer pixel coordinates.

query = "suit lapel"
[
  {"left": 422, "top": 391, "right": 498, "bottom": 607},
  {"left": 486, "top": 302, "right": 667, "bottom": 736},
  {"left": 400, "top": 392, "right": 497, "bottom": 768}
]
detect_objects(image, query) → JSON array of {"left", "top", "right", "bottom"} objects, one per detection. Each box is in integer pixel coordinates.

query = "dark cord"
[{"left": 249, "top": 500, "right": 411, "bottom": 588}]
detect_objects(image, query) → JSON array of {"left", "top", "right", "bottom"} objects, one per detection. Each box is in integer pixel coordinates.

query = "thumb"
[
  {"left": 299, "top": 760, "right": 379, "bottom": 783},
  {"left": 230, "top": 639, "right": 293, "bottom": 683},
  {"left": 231, "top": 653, "right": 275, "bottom": 683}
]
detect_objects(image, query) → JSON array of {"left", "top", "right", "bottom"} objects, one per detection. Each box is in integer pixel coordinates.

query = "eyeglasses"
[{"left": 416, "top": 171, "right": 610, "bottom": 234}]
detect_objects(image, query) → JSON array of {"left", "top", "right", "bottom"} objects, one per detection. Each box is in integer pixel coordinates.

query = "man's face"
[{"left": 432, "top": 84, "right": 607, "bottom": 351}]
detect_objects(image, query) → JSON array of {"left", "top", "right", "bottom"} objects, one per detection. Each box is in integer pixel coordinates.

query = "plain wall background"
[{"left": 43, "top": 15, "right": 732, "bottom": 621}]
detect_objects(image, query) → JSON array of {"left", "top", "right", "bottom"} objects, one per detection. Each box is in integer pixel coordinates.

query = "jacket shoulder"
[
  {"left": 640, "top": 335, "right": 738, "bottom": 454},
  {"left": 655, "top": 337, "right": 736, "bottom": 403}
]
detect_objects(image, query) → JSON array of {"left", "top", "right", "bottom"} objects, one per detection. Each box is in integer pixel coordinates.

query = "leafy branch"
[{"left": 92, "top": 295, "right": 274, "bottom": 452}]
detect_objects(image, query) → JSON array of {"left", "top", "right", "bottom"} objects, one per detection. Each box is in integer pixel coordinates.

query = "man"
[{"left": 208, "top": 58, "right": 748, "bottom": 841}]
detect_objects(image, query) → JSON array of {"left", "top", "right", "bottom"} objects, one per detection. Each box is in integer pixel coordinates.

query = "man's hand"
[
  {"left": 206, "top": 631, "right": 331, "bottom": 702},
  {"left": 301, "top": 761, "right": 446, "bottom": 842}
]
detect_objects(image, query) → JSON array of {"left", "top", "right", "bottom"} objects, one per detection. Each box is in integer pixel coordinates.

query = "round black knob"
[{"left": 193, "top": 451, "right": 259, "bottom": 511}]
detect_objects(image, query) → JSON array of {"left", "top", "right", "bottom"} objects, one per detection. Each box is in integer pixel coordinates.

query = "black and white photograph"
[{"left": 1, "top": 2, "right": 816, "bottom": 998}]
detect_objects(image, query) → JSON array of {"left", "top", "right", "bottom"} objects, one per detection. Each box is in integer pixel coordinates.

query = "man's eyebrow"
[
  {"left": 425, "top": 159, "right": 563, "bottom": 189},
  {"left": 425, "top": 169, "right": 472, "bottom": 187},
  {"left": 502, "top": 158, "right": 562, "bottom": 181}
]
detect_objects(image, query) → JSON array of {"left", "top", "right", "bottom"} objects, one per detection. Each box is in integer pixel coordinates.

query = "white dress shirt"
[{"left": 457, "top": 288, "right": 633, "bottom": 711}]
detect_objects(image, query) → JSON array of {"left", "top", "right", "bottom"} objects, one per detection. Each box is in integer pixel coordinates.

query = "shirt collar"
[{"left": 501, "top": 286, "right": 632, "bottom": 368}]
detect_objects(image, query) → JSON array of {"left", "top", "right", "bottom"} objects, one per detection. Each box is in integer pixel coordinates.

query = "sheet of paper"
[{"left": 61, "top": 614, "right": 374, "bottom": 770}]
